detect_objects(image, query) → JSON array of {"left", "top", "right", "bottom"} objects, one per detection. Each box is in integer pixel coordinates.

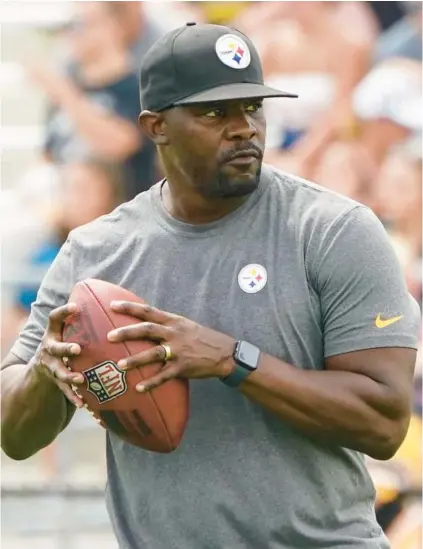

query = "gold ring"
[{"left": 161, "top": 343, "right": 172, "bottom": 363}]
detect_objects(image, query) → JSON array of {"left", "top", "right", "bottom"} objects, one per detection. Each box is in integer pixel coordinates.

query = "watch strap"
[
  {"left": 220, "top": 340, "right": 259, "bottom": 388},
  {"left": 221, "top": 363, "right": 253, "bottom": 387}
]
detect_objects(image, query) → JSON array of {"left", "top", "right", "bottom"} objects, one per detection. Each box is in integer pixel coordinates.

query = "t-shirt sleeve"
[
  {"left": 313, "top": 205, "right": 421, "bottom": 357},
  {"left": 9, "top": 237, "right": 76, "bottom": 364}
]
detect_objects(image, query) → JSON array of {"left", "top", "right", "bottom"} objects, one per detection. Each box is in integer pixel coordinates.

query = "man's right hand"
[{"left": 32, "top": 303, "right": 85, "bottom": 408}]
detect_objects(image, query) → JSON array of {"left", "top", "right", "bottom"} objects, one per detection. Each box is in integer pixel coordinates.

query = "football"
[{"left": 62, "top": 278, "right": 189, "bottom": 452}]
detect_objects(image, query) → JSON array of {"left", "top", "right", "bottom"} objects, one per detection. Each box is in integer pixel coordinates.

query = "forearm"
[
  {"left": 240, "top": 355, "right": 409, "bottom": 459},
  {"left": 1, "top": 361, "right": 74, "bottom": 460},
  {"left": 51, "top": 80, "right": 140, "bottom": 159}
]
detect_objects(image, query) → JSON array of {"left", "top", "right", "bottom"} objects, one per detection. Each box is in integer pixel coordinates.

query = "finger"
[
  {"left": 107, "top": 322, "right": 170, "bottom": 344},
  {"left": 110, "top": 301, "right": 172, "bottom": 324},
  {"left": 135, "top": 366, "right": 179, "bottom": 393},
  {"left": 56, "top": 379, "right": 84, "bottom": 408},
  {"left": 48, "top": 303, "right": 78, "bottom": 335},
  {"left": 44, "top": 338, "right": 81, "bottom": 359},
  {"left": 117, "top": 344, "right": 167, "bottom": 371},
  {"left": 43, "top": 354, "right": 84, "bottom": 385}
]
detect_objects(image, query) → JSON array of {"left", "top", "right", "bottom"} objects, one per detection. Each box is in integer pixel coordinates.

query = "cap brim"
[{"left": 173, "top": 82, "right": 298, "bottom": 105}]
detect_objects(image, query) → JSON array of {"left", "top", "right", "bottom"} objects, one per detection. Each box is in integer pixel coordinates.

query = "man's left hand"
[{"left": 107, "top": 301, "right": 236, "bottom": 392}]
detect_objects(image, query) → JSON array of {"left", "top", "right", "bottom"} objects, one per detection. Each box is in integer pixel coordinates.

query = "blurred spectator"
[
  {"left": 105, "top": 2, "right": 171, "bottom": 69},
  {"left": 1, "top": 157, "right": 125, "bottom": 355},
  {"left": 265, "top": 56, "right": 421, "bottom": 190},
  {"left": 25, "top": 2, "right": 157, "bottom": 201},
  {"left": 255, "top": 3, "right": 421, "bottom": 193},
  {"left": 373, "top": 2, "right": 422, "bottom": 63},
  {"left": 368, "top": 411, "right": 422, "bottom": 548},
  {"left": 235, "top": 2, "right": 376, "bottom": 77},
  {"left": 374, "top": 149, "right": 422, "bottom": 253},
  {"left": 352, "top": 57, "right": 421, "bottom": 176},
  {"left": 373, "top": 147, "right": 422, "bottom": 303},
  {"left": 366, "top": 1, "right": 408, "bottom": 32},
  {"left": 243, "top": 2, "right": 376, "bottom": 171},
  {"left": 311, "top": 140, "right": 368, "bottom": 203}
]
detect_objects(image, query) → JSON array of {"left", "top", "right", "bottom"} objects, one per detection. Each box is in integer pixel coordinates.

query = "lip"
[
  {"left": 226, "top": 157, "right": 258, "bottom": 167},
  {"left": 225, "top": 150, "right": 261, "bottom": 165}
]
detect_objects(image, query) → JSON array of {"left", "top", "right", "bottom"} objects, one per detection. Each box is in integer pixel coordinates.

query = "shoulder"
[
  {"left": 262, "top": 165, "right": 388, "bottom": 283},
  {"left": 264, "top": 163, "right": 374, "bottom": 234}
]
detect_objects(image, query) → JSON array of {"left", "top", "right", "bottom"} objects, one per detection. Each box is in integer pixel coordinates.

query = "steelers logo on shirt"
[{"left": 238, "top": 264, "right": 267, "bottom": 294}]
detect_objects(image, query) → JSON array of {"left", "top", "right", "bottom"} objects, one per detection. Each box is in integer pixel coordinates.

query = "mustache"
[{"left": 219, "top": 143, "right": 264, "bottom": 164}]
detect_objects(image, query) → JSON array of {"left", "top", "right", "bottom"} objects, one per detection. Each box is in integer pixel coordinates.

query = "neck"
[
  {"left": 161, "top": 180, "right": 250, "bottom": 224},
  {"left": 79, "top": 51, "right": 131, "bottom": 86}
]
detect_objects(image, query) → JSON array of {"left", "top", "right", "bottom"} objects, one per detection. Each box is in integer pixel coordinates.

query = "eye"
[
  {"left": 245, "top": 101, "right": 263, "bottom": 113},
  {"left": 204, "top": 108, "right": 226, "bottom": 118}
]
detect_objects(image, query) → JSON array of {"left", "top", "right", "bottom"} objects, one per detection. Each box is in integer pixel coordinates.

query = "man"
[{"left": 2, "top": 23, "right": 420, "bottom": 549}]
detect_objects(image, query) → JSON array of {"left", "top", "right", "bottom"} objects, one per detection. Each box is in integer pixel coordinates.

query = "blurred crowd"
[{"left": 1, "top": 2, "right": 421, "bottom": 548}]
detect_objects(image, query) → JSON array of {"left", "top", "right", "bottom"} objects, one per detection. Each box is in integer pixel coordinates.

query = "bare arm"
[
  {"left": 240, "top": 347, "right": 416, "bottom": 460},
  {"left": 1, "top": 353, "right": 75, "bottom": 460},
  {"left": 1, "top": 304, "right": 84, "bottom": 461}
]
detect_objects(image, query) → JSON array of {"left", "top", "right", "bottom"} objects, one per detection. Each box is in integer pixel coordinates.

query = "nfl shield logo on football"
[{"left": 84, "top": 361, "right": 127, "bottom": 404}]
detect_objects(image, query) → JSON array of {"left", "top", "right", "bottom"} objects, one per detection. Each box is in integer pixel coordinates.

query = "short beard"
[{"left": 207, "top": 163, "right": 263, "bottom": 198}]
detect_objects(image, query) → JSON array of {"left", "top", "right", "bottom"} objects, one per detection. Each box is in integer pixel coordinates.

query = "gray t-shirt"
[{"left": 11, "top": 165, "right": 420, "bottom": 549}]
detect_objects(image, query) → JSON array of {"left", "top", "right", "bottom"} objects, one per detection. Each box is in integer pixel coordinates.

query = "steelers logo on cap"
[{"left": 215, "top": 34, "right": 251, "bottom": 70}]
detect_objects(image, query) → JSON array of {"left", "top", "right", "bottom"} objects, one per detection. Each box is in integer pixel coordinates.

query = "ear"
[{"left": 138, "top": 111, "right": 169, "bottom": 145}]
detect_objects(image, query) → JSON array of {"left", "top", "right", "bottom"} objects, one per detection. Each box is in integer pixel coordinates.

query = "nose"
[{"left": 225, "top": 113, "right": 257, "bottom": 141}]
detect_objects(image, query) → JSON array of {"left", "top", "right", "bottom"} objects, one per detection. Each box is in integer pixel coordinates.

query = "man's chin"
[
  {"left": 214, "top": 164, "right": 262, "bottom": 198},
  {"left": 220, "top": 180, "right": 259, "bottom": 198}
]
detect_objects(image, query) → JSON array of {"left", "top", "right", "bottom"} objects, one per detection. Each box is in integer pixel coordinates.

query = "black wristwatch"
[{"left": 221, "top": 340, "right": 261, "bottom": 388}]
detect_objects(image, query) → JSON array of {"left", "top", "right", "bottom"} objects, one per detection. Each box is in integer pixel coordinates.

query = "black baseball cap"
[{"left": 140, "top": 22, "right": 298, "bottom": 112}]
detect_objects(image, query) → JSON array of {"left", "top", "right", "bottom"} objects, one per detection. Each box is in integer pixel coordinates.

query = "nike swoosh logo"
[{"left": 375, "top": 314, "right": 404, "bottom": 329}]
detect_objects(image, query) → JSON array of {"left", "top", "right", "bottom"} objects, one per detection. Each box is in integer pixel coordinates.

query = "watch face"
[{"left": 237, "top": 341, "right": 260, "bottom": 371}]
